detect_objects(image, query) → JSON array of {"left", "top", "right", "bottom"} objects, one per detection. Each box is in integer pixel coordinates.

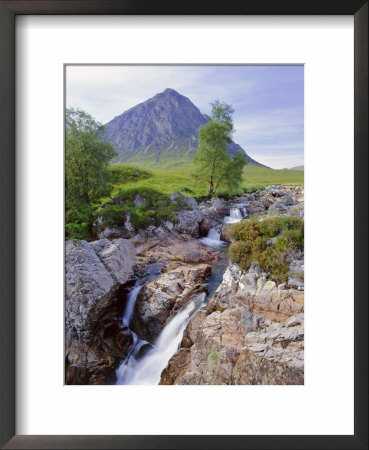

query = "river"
[{"left": 115, "top": 203, "right": 249, "bottom": 385}]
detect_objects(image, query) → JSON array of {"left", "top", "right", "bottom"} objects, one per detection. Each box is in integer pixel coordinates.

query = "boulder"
[
  {"left": 175, "top": 209, "right": 203, "bottom": 237},
  {"left": 198, "top": 207, "right": 222, "bottom": 236},
  {"left": 269, "top": 202, "right": 289, "bottom": 213},
  {"left": 211, "top": 198, "right": 230, "bottom": 216},
  {"left": 131, "top": 229, "right": 220, "bottom": 265},
  {"left": 65, "top": 238, "right": 136, "bottom": 384},
  {"left": 131, "top": 264, "right": 211, "bottom": 343},
  {"left": 170, "top": 192, "right": 198, "bottom": 210}
]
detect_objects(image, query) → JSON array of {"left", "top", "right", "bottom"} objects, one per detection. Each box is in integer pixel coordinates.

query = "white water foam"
[
  {"left": 116, "top": 293, "right": 206, "bottom": 385},
  {"left": 223, "top": 207, "right": 243, "bottom": 223},
  {"left": 199, "top": 225, "right": 226, "bottom": 249}
]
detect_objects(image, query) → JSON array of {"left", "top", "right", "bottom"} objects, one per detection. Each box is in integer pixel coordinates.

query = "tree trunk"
[{"left": 209, "top": 179, "right": 214, "bottom": 196}]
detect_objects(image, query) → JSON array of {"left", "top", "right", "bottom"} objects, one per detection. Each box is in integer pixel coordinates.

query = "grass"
[
  {"left": 107, "top": 161, "right": 304, "bottom": 201},
  {"left": 67, "top": 161, "right": 304, "bottom": 240}
]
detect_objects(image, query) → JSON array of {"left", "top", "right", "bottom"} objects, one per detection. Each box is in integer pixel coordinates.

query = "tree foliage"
[
  {"left": 193, "top": 100, "right": 247, "bottom": 196},
  {"left": 65, "top": 108, "right": 116, "bottom": 239}
]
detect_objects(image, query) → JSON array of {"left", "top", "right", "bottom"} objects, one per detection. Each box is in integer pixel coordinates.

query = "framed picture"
[{"left": 0, "top": 1, "right": 367, "bottom": 449}]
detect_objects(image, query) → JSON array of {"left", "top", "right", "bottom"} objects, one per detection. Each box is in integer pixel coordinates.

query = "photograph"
[{"left": 65, "top": 64, "right": 304, "bottom": 386}]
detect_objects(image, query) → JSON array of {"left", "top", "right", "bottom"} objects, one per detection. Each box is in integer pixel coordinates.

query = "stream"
[{"left": 115, "top": 203, "right": 249, "bottom": 385}]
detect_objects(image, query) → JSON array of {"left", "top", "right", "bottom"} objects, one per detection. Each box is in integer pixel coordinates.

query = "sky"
[{"left": 66, "top": 65, "right": 304, "bottom": 169}]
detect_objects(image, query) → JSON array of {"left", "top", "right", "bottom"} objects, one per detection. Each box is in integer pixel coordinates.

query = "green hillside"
[{"left": 106, "top": 162, "right": 304, "bottom": 202}]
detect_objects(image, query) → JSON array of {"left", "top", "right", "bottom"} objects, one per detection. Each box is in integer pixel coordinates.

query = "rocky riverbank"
[{"left": 65, "top": 185, "right": 304, "bottom": 385}]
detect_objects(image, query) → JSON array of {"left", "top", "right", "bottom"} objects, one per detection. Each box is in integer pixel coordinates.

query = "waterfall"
[
  {"left": 115, "top": 200, "right": 249, "bottom": 385},
  {"left": 122, "top": 285, "right": 143, "bottom": 327},
  {"left": 199, "top": 224, "right": 226, "bottom": 249},
  {"left": 224, "top": 207, "right": 243, "bottom": 223},
  {"left": 116, "top": 293, "right": 206, "bottom": 385}
]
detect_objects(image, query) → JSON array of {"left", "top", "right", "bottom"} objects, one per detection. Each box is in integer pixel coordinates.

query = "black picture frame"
[{"left": 0, "top": 1, "right": 367, "bottom": 449}]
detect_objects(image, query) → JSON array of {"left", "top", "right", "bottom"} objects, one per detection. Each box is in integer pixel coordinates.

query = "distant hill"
[
  {"left": 289, "top": 165, "right": 304, "bottom": 170},
  {"left": 104, "top": 88, "right": 266, "bottom": 167}
]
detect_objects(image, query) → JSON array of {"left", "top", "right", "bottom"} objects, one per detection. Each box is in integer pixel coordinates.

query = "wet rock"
[
  {"left": 66, "top": 360, "right": 117, "bottom": 385},
  {"left": 160, "top": 348, "right": 191, "bottom": 384},
  {"left": 219, "top": 223, "right": 232, "bottom": 242},
  {"left": 131, "top": 229, "right": 219, "bottom": 265},
  {"left": 65, "top": 238, "right": 136, "bottom": 383},
  {"left": 199, "top": 207, "right": 222, "bottom": 236},
  {"left": 211, "top": 198, "right": 230, "bottom": 216},
  {"left": 131, "top": 264, "right": 211, "bottom": 343}
]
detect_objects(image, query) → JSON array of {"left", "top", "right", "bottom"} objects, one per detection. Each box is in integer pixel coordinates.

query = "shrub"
[
  {"left": 228, "top": 216, "right": 304, "bottom": 283},
  {"left": 99, "top": 187, "right": 189, "bottom": 231}
]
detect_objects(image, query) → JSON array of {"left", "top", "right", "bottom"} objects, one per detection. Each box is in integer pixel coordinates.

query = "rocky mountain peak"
[{"left": 104, "top": 88, "right": 265, "bottom": 167}]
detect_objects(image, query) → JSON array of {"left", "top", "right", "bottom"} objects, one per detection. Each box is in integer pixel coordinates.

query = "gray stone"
[
  {"left": 170, "top": 192, "right": 198, "bottom": 210},
  {"left": 134, "top": 193, "right": 146, "bottom": 207}
]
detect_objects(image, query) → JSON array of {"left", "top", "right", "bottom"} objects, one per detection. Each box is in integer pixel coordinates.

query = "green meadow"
[{"left": 107, "top": 161, "right": 304, "bottom": 200}]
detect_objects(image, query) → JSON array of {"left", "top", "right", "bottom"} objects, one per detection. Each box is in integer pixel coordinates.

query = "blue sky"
[{"left": 66, "top": 65, "right": 304, "bottom": 169}]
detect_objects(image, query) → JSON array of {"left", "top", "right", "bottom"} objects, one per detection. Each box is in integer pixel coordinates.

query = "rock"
[
  {"left": 281, "top": 195, "right": 296, "bottom": 206},
  {"left": 160, "top": 348, "right": 191, "bottom": 384},
  {"left": 66, "top": 360, "right": 117, "bottom": 385},
  {"left": 131, "top": 229, "right": 219, "bottom": 265},
  {"left": 97, "top": 210, "right": 136, "bottom": 239},
  {"left": 199, "top": 207, "right": 222, "bottom": 236},
  {"left": 65, "top": 238, "right": 136, "bottom": 383},
  {"left": 256, "top": 276, "right": 266, "bottom": 294},
  {"left": 131, "top": 265, "right": 210, "bottom": 343},
  {"left": 134, "top": 193, "right": 146, "bottom": 207},
  {"left": 164, "top": 221, "right": 174, "bottom": 231},
  {"left": 269, "top": 202, "right": 289, "bottom": 213},
  {"left": 168, "top": 258, "right": 304, "bottom": 385},
  {"left": 97, "top": 227, "right": 124, "bottom": 239},
  {"left": 175, "top": 209, "right": 202, "bottom": 237},
  {"left": 288, "top": 275, "right": 304, "bottom": 289},
  {"left": 211, "top": 198, "right": 230, "bottom": 216},
  {"left": 261, "top": 280, "right": 277, "bottom": 293},
  {"left": 247, "top": 201, "right": 266, "bottom": 214},
  {"left": 289, "top": 257, "right": 304, "bottom": 274},
  {"left": 170, "top": 192, "right": 198, "bottom": 210},
  {"left": 178, "top": 372, "right": 207, "bottom": 385},
  {"left": 286, "top": 313, "right": 304, "bottom": 328},
  {"left": 92, "top": 238, "right": 136, "bottom": 284},
  {"left": 219, "top": 223, "right": 231, "bottom": 242}
]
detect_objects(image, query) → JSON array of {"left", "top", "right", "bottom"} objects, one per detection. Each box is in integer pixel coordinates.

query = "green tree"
[
  {"left": 65, "top": 108, "right": 116, "bottom": 239},
  {"left": 193, "top": 100, "right": 247, "bottom": 196}
]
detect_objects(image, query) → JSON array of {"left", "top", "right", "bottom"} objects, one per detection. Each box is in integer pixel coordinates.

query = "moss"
[
  {"left": 210, "top": 348, "right": 218, "bottom": 365},
  {"left": 228, "top": 216, "right": 304, "bottom": 283}
]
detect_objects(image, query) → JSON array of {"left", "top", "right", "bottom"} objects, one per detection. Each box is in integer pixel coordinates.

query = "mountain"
[
  {"left": 104, "top": 88, "right": 265, "bottom": 167},
  {"left": 290, "top": 165, "right": 304, "bottom": 170}
]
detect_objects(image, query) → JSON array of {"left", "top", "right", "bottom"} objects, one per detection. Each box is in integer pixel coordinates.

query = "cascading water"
[
  {"left": 199, "top": 225, "right": 226, "bottom": 249},
  {"left": 115, "top": 201, "right": 249, "bottom": 385},
  {"left": 116, "top": 293, "right": 206, "bottom": 385},
  {"left": 224, "top": 207, "right": 243, "bottom": 223},
  {"left": 122, "top": 284, "right": 143, "bottom": 327}
]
